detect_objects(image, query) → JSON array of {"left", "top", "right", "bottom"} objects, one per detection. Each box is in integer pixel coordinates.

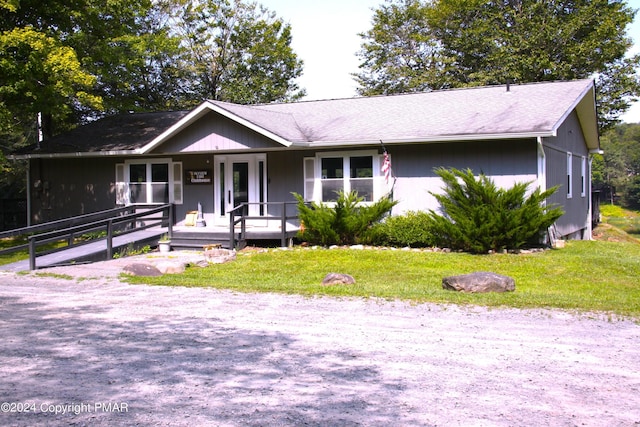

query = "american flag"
[{"left": 381, "top": 150, "right": 392, "bottom": 183}]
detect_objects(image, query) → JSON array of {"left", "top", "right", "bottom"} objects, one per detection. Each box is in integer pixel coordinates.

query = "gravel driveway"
[{"left": 0, "top": 255, "right": 639, "bottom": 426}]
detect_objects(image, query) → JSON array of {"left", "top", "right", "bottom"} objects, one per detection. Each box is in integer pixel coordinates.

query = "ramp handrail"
[
  {"left": 26, "top": 204, "right": 173, "bottom": 270},
  {"left": 0, "top": 206, "right": 137, "bottom": 256}
]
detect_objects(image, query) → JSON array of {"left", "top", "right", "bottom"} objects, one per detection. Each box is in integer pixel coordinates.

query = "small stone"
[{"left": 321, "top": 273, "right": 356, "bottom": 286}]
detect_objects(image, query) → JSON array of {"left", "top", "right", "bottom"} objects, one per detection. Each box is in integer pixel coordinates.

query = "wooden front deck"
[
  {"left": 0, "top": 202, "right": 302, "bottom": 271},
  {"left": 170, "top": 222, "right": 300, "bottom": 250}
]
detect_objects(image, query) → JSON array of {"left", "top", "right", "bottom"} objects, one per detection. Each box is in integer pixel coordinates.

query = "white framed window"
[
  {"left": 303, "top": 150, "right": 382, "bottom": 203},
  {"left": 115, "top": 159, "right": 182, "bottom": 205},
  {"left": 567, "top": 152, "right": 573, "bottom": 199},
  {"left": 581, "top": 156, "right": 587, "bottom": 198}
]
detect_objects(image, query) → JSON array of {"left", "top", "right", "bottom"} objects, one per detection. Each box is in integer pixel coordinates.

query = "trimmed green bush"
[
  {"left": 294, "top": 190, "right": 398, "bottom": 246},
  {"left": 368, "top": 211, "right": 436, "bottom": 247},
  {"left": 427, "top": 167, "right": 563, "bottom": 253}
]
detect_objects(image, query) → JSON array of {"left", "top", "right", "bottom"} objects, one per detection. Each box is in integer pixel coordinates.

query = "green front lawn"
[{"left": 126, "top": 241, "right": 640, "bottom": 319}]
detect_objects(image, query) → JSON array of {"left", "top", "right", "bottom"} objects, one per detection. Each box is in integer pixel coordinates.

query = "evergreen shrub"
[
  {"left": 427, "top": 167, "right": 563, "bottom": 253},
  {"left": 294, "top": 190, "right": 397, "bottom": 246}
]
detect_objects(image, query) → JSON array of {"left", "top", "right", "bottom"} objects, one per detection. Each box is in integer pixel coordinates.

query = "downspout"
[
  {"left": 536, "top": 137, "right": 546, "bottom": 193},
  {"left": 587, "top": 156, "right": 593, "bottom": 240},
  {"left": 27, "top": 113, "right": 44, "bottom": 226},
  {"left": 537, "top": 137, "right": 554, "bottom": 245},
  {"left": 587, "top": 148, "right": 603, "bottom": 241},
  {"left": 26, "top": 160, "right": 31, "bottom": 226}
]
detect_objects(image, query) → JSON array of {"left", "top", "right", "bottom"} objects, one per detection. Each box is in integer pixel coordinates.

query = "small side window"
[{"left": 567, "top": 152, "right": 573, "bottom": 199}]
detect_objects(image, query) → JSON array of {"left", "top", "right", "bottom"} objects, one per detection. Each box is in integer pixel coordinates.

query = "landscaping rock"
[
  {"left": 122, "top": 263, "right": 163, "bottom": 277},
  {"left": 154, "top": 261, "right": 187, "bottom": 275},
  {"left": 322, "top": 273, "right": 356, "bottom": 286},
  {"left": 204, "top": 248, "right": 236, "bottom": 264},
  {"left": 442, "top": 271, "right": 515, "bottom": 293}
]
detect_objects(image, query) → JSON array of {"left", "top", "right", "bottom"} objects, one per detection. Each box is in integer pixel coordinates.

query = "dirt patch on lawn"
[{"left": 0, "top": 268, "right": 639, "bottom": 426}]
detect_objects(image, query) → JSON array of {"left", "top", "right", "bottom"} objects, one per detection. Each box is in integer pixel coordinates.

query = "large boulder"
[
  {"left": 122, "top": 263, "right": 163, "bottom": 277},
  {"left": 204, "top": 248, "right": 236, "bottom": 264},
  {"left": 321, "top": 273, "right": 356, "bottom": 286},
  {"left": 442, "top": 272, "right": 515, "bottom": 293}
]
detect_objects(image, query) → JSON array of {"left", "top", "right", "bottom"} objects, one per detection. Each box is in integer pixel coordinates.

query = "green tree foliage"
[
  {"left": 0, "top": 0, "right": 305, "bottom": 195},
  {"left": 0, "top": 27, "right": 102, "bottom": 131},
  {"left": 427, "top": 168, "right": 563, "bottom": 253},
  {"left": 596, "top": 123, "right": 640, "bottom": 205},
  {"left": 1, "top": 0, "right": 305, "bottom": 137},
  {"left": 625, "top": 176, "right": 640, "bottom": 209},
  {"left": 356, "top": 0, "right": 640, "bottom": 130},
  {"left": 161, "top": 0, "right": 305, "bottom": 104},
  {"left": 294, "top": 191, "right": 398, "bottom": 246},
  {"left": 355, "top": 0, "right": 453, "bottom": 96}
]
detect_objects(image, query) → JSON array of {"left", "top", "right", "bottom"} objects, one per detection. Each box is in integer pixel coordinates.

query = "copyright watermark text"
[{"left": 1, "top": 401, "right": 128, "bottom": 415}]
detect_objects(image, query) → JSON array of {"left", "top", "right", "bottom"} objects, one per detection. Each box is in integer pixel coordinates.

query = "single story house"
[{"left": 11, "top": 79, "right": 600, "bottom": 240}]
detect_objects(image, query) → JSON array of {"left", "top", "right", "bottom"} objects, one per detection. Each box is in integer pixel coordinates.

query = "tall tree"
[
  {"left": 0, "top": 0, "right": 180, "bottom": 138},
  {"left": 162, "top": 0, "right": 305, "bottom": 104},
  {"left": 356, "top": 0, "right": 640, "bottom": 130},
  {"left": 355, "top": 0, "right": 453, "bottom": 96},
  {"left": 594, "top": 123, "right": 640, "bottom": 204}
]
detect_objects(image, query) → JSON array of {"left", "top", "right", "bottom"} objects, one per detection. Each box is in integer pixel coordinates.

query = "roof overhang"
[
  {"left": 137, "top": 101, "right": 292, "bottom": 154},
  {"left": 291, "top": 131, "right": 554, "bottom": 148},
  {"left": 8, "top": 149, "right": 138, "bottom": 160},
  {"left": 551, "top": 80, "right": 600, "bottom": 151}
]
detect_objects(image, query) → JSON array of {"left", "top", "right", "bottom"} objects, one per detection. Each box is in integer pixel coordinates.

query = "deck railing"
[
  {"left": 229, "top": 201, "right": 300, "bottom": 249},
  {"left": 24, "top": 204, "right": 173, "bottom": 270}
]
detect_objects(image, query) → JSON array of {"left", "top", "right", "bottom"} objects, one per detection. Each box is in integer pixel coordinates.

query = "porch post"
[{"left": 281, "top": 202, "right": 286, "bottom": 247}]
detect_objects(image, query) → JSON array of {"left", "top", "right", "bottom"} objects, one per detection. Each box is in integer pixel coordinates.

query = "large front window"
[
  {"left": 115, "top": 159, "right": 182, "bottom": 205},
  {"left": 318, "top": 153, "right": 375, "bottom": 202},
  {"left": 129, "top": 163, "right": 169, "bottom": 204}
]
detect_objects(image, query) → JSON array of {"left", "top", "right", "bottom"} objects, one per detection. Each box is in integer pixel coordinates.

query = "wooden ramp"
[{"left": 0, "top": 228, "right": 167, "bottom": 273}]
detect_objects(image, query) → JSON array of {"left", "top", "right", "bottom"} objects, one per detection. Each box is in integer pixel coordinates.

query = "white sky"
[{"left": 262, "top": 0, "right": 640, "bottom": 123}]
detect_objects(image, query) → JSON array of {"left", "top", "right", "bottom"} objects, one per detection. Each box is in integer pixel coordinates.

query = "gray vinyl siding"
[
  {"left": 389, "top": 139, "right": 538, "bottom": 214},
  {"left": 543, "top": 111, "right": 590, "bottom": 238},
  {"left": 172, "top": 154, "right": 214, "bottom": 226},
  {"left": 266, "top": 139, "right": 538, "bottom": 216},
  {"left": 265, "top": 151, "right": 306, "bottom": 218},
  {"left": 29, "top": 157, "right": 121, "bottom": 223},
  {"left": 152, "top": 111, "right": 283, "bottom": 154}
]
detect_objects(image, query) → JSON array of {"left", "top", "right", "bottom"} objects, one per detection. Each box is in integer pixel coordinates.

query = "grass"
[
  {"left": 3, "top": 206, "right": 639, "bottom": 319},
  {"left": 0, "top": 236, "right": 67, "bottom": 266},
  {"left": 126, "top": 241, "right": 640, "bottom": 319},
  {"left": 599, "top": 204, "right": 640, "bottom": 239}
]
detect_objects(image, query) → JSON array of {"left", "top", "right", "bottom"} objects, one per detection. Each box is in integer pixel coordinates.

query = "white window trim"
[
  {"left": 309, "top": 150, "right": 382, "bottom": 204},
  {"left": 567, "top": 152, "right": 573, "bottom": 199},
  {"left": 581, "top": 155, "right": 587, "bottom": 198},
  {"left": 117, "top": 158, "right": 183, "bottom": 205}
]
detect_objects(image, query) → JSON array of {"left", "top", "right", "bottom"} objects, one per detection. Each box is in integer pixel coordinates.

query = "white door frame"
[{"left": 213, "top": 153, "right": 267, "bottom": 224}]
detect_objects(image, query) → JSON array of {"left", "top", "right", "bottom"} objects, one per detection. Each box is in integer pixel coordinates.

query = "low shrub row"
[{"left": 295, "top": 168, "right": 563, "bottom": 254}]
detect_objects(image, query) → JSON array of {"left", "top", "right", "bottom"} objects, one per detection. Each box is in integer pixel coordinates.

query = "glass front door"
[
  {"left": 233, "top": 162, "right": 249, "bottom": 215},
  {"left": 214, "top": 154, "right": 266, "bottom": 223}
]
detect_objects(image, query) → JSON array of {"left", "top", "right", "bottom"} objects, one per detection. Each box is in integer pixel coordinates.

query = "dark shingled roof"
[
  {"left": 12, "top": 79, "right": 598, "bottom": 158},
  {"left": 12, "top": 111, "right": 189, "bottom": 156},
  {"left": 211, "top": 79, "right": 596, "bottom": 143}
]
